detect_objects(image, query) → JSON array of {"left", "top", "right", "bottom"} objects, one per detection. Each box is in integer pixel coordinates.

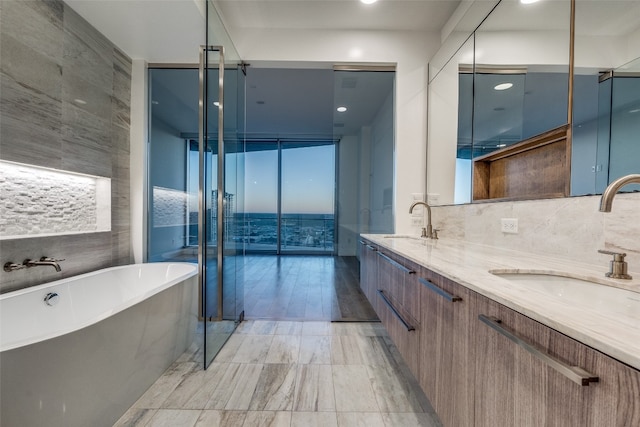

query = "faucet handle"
[
  {"left": 598, "top": 249, "right": 632, "bottom": 279},
  {"left": 40, "top": 257, "right": 65, "bottom": 262},
  {"left": 597, "top": 249, "right": 626, "bottom": 261},
  {"left": 4, "top": 262, "right": 27, "bottom": 272},
  {"left": 432, "top": 229, "right": 440, "bottom": 240}
]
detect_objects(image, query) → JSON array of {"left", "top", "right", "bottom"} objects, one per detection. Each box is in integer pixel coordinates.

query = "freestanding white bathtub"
[{"left": 0, "top": 262, "right": 198, "bottom": 427}]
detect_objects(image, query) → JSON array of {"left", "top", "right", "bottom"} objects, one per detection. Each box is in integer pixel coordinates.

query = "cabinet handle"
[
  {"left": 366, "top": 244, "right": 377, "bottom": 251},
  {"left": 378, "top": 290, "right": 415, "bottom": 331},
  {"left": 419, "top": 278, "right": 462, "bottom": 302},
  {"left": 478, "top": 315, "right": 599, "bottom": 387},
  {"left": 377, "top": 252, "right": 415, "bottom": 274}
]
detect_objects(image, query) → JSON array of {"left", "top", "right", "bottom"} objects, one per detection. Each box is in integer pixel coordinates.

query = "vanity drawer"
[{"left": 474, "top": 294, "right": 640, "bottom": 427}]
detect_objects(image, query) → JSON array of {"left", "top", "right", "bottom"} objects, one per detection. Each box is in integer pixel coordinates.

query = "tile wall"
[
  {"left": 0, "top": 0, "right": 132, "bottom": 293},
  {"left": 431, "top": 192, "right": 640, "bottom": 272}
]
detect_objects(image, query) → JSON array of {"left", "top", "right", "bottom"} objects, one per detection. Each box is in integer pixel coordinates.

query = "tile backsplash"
[{"left": 431, "top": 192, "right": 640, "bottom": 273}]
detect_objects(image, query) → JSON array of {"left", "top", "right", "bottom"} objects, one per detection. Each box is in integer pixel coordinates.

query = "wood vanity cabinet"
[
  {"left": 375, "top": 247, "right": 421, "bottom": 377},
  {"left": 360, "top": 242, "right": 640, "bottom": 427},
  {"left": 419, "top": 269, "right": 475, "bottom": 427},
  {"left": 474, "top": 294, "right": 640, "bottom": 427}
]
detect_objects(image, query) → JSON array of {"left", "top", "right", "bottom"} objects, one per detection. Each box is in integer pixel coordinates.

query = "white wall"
[
  {"left": 231, "top": 28, "right": 440, "bottom": 234},
  {"left": 130, "top": 59, "right": 148, "bottom": 263},
  {"left": 427, "top": 56, "right": 460, "bottom": 206}
]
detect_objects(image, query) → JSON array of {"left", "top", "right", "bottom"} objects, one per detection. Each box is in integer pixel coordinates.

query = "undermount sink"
[{"left": 490, "top": 270, "right": 640, "bottom": 324}]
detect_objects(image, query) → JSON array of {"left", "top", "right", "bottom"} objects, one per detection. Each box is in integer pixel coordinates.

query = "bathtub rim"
[{"left": 0, "top": 262, "right": 198, "bottom": 352}]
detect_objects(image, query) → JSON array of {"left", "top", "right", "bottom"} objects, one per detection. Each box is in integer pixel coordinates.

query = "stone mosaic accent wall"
[
  {"left": 0, "top": 0, "right": 131, "bottom": 293},
  {"left": 0, "top": 161, "right": 113, "bottom": 238},
  {"left": 152, "top": 187, "right": 188, "bottom": 228}
]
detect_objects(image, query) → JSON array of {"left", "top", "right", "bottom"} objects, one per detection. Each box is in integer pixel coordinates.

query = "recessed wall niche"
[{"left": 0, "top": 160, "right": 111, "bottom": 239}]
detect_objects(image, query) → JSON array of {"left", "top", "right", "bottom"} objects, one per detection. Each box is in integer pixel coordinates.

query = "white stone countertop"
[{"left": 361, "top": 234, "right": 640, "bottom": 371}]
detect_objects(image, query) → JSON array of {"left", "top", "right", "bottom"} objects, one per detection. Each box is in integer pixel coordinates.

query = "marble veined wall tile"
[
  {"left": 113, "top": 48, "right": 132, "bottom": 107},
  {"left": 0, "top": 0, "right": 131, "bottom": 292},
  {"left": 431, "top": 192, "right": 640, "bottom": 272},
  {"left": 62, "top": 4, "right": 113, "bottom": 92},
  {"left": 0, "top": 73, "right": 63, "bottom": 169},
  {"left": 0, "top": 0, "right": 64, "bottom": 63},
  {"left": 1, "top": 34, "right": 63, "bottom": 100}
]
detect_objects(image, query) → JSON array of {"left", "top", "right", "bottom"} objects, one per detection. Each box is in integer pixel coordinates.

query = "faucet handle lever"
[
  {"left": 598, "top": 249, "right": 626, "bottom": 261},
  {"left": 40, "top": 256, "right": 65, "bottom": 262}
]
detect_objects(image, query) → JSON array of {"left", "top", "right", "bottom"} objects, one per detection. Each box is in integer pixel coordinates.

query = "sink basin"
[{"left": 490, "top": 270, "right": 640, "bottom": 325}]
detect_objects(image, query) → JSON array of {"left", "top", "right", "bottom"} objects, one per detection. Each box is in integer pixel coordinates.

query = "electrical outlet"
[
  {"left": 411, "top": 217, "right": 423, "bottom": 226},
  {"left": 501, "top": 218, "right": 518, "bottom": 234}
]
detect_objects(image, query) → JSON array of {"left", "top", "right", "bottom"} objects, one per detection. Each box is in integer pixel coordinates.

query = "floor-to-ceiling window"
[
  {"left": 281, "top": 142, "right": 336, "bottom": 253},
  {"left": 243, "top": 140, "right": 336, "bottom": 254}
]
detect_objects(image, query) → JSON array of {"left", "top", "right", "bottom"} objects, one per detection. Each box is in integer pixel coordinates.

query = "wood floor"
[
  {"left": 242, "top": 255, "right": 378, "bottom": 322},
  {"left": 115, "top": 320, "right": 441, "bottom": 427}
]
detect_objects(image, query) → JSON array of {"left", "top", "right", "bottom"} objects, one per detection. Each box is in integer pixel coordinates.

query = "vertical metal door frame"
[{"left": 198, "top": 45, "right": 225, "bottom": 327}]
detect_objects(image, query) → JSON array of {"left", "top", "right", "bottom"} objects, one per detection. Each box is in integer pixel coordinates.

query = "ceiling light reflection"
[{"left": 494, "top": 83, "right": 513, "bottom": 91}]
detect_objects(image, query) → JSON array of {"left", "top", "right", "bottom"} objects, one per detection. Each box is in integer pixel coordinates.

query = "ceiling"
[
  {"left": 65, "top": 0, "right": 461, "bottom": 64},
  {"left": 66, "top": 0, "right": 453, "bottom": 138}
]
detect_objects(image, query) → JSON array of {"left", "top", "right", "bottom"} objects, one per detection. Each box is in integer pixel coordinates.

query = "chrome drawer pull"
[
  {"left": 366, "top": 244, "right": 377, "bottom": 251},
  {"left": 419, "top": 278, "right": 462, "bottom": 302},
  {"left": 377, "top": 252, "right": 415, "bottom": 274},
  {"left": 378, "top": 290, "right": 415, "bottom": 331},
  {"left": 479, "top": 315, "right": 599, "bottom": 386}
]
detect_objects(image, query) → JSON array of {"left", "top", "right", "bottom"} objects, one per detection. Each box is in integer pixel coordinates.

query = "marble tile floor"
[{"left": 115, "top": 320, "right": 442, "bottom": 427}]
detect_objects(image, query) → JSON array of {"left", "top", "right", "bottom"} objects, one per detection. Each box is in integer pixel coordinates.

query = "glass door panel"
[
  {"left": 200, "top": 47, "right": 223, "bottom": 368},
  {"left": 280, "top": 143, "right": 336, "bottom": 253}
]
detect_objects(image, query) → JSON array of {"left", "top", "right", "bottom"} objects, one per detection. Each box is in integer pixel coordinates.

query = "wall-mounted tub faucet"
[{"left": 23, "top": 257, "right": 64, "bottom": 272}]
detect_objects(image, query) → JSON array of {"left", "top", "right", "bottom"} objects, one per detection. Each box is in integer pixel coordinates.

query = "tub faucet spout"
[
  {"left": 24, "top": 257, "right": 64, "bottom": 272},
  {"left": 409, "top": 201, "right": 435, "bottom": 239}
]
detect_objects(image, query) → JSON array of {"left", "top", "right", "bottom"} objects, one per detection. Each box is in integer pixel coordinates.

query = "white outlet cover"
[{"left": 501, "top": 218, "right": 518, "bottom": 234}]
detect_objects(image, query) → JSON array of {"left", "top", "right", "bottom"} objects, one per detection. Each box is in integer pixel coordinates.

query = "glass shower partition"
[{"left": 200, "top": 0, "right": 246, "bottom": 368}]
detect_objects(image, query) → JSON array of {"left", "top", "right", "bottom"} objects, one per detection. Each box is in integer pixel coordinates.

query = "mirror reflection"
[{"left": 427, "top": 0, "right": 640, "bottom": 206}]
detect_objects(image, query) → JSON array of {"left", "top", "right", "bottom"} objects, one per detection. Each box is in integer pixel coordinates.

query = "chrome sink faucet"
[
  {"left": 599, "top": 174, "right": 640, "bottom": 212},
  {"left": 409, "top": 201, "right": 436, "bottom": 239},
  {"left": 597, "top": 173, "right": 640, "bottom": 280}
]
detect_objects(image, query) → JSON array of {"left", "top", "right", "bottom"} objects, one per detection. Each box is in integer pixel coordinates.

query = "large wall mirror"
[{"left": 427, "top": 0, "right": 640, "bottom": 206}]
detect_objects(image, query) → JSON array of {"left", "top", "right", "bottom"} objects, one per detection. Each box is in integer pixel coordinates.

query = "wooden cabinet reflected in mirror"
[{"left": 427, "top": 0, "right": 640, "bottom": 205}]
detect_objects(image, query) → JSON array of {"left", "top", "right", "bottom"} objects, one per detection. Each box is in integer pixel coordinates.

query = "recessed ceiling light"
[
  {"left": 494, "top": 83, "right": 513, "bottom": 91},
  {"left": 74, "top": 98, "right": 87, "bottom": 105},
  {"left": 361, "top": 0, "right": 377, "bottom": 4},
  {"left": 337, "top": 106, "right": 347, "bottom": 113},
  {"left": 520, "top": 0, "right": 540, "bottom": 4}
]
